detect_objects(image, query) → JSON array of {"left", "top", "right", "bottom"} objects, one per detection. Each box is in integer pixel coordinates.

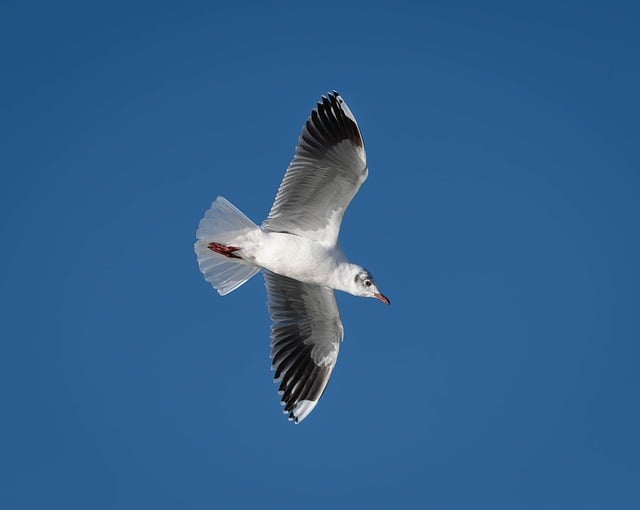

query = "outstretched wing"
[
  {"left": 262, "top": 92, "right": 368, "bottom": 246},
  {"left": 264, "top": 270, "right": 344, "bottom": 423}
]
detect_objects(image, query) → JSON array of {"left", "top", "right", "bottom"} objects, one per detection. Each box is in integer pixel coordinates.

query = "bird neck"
[{"left": 331, "top": 262, "right": 362, "bottom": 296}]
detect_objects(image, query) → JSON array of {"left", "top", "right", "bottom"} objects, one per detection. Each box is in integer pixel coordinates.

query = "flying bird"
[{"left": 194, "top": 91, "right": 389, "bottom": 423}]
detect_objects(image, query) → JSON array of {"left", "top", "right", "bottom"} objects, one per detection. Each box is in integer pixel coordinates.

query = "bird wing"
[
  {"left": 262, "top": 92, "right": 368, "bottom": 246},
  {"left": 264, "top": 270, "right": 344, "bottom": 423}
]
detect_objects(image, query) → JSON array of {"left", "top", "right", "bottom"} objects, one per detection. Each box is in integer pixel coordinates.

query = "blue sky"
[{"left": 2, "top": 1, "right": 639, "bottom": 508}]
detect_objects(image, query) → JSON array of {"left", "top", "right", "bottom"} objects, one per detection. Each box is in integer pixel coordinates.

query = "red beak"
[{"left": 375, "top": 293, "right": 391, "bottom": 305}]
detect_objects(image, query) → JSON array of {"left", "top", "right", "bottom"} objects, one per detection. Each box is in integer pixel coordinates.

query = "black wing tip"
[
  {"left": 272, "top": 349, "right": 329, "bottom": 423},
  {"left": 279, "top": 397, "right": 300, "bottom": 423},
  {"left": 306, "top": 90, "right": 363, "bottom": 150},
  {"left": 319, "top": 90, "right": 340, "bottom": 101}
]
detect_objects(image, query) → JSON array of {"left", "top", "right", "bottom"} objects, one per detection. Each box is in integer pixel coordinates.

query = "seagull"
[{"left": 194, "top": 91, "right": 389, "bottom": 423}]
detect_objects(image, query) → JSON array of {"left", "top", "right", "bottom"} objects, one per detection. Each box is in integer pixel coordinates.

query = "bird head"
[{"left": 353, "top": 269, "right": 390, "bottom": 304}]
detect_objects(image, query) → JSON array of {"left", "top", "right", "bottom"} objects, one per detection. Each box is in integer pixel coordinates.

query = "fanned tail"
[{"left": 194, "top": 196, "right": 261, "bottom": 295}]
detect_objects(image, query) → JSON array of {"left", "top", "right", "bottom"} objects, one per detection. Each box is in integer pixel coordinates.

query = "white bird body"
[
  {"left": 235, "top": 230, "right": 357, "bottom": 291},
  {"left": 195, "top": 92, "right": 389, "bottom": 423}
]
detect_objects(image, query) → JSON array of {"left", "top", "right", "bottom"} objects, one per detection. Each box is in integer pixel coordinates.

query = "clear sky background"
[{"left": 2, "top": 1, "right": 639, "bottom": 509}]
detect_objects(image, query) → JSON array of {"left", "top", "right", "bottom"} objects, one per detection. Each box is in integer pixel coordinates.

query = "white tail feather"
[{"left": 194, "top": 196, "right": 261, "bottom": 295}]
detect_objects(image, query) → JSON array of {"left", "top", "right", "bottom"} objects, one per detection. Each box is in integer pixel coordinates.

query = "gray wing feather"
[
  {"left": 264, "top": 270, "right": 344, "bottom": 423},
  {"left": 263, "top": 92, "right": 368, "bottom": 245}
]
